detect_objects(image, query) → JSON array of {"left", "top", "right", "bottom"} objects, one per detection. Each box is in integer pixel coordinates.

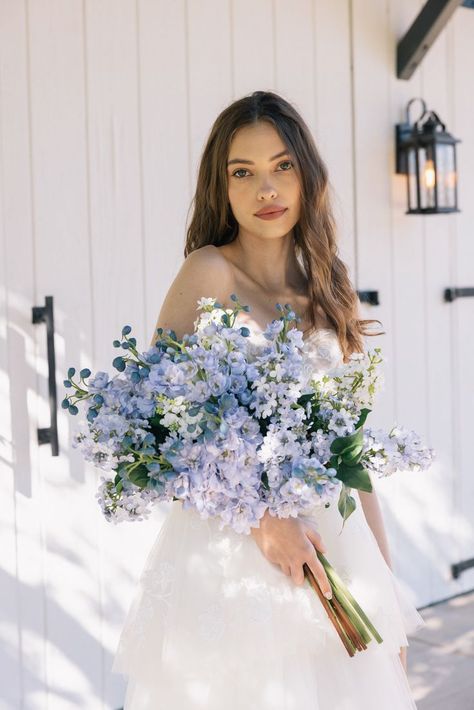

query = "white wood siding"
[{"left": 0, "top": 0, "right": 473, "bottom": 706}]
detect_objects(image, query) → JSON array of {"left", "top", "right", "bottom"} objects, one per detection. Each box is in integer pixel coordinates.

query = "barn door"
[{"left": 0, "top": 4, "right": 165, "bottom": 708}]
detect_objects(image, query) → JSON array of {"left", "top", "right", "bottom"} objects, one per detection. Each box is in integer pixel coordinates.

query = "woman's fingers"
[
  {"left": 305, "top": 548, "right": 332, "bottom": 598},
  {"left": 304, "top": 523, "right": 326, "bottom": 554},
  {"left": 303, "top": 525, "right": 332, "bottom": 597}
]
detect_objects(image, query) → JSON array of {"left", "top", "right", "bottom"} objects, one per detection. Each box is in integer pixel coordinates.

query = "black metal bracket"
[
  {"left": 397, "top": 0, "right": 464, "bottom": 80},
  {"left": 32, "top": 296, "right": 59, "bottom": 456},
  {"left": 451, "top": 557, "right": 474, "bottom": 579},
  {"left": 357, "top": 290, "right": 380, "bottom": 306},
  {"left": 444, "top": 287, "right": 474, "bottom": 302}
]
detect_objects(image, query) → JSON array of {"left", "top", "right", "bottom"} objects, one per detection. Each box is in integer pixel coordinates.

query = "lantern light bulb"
[{"left": 423, "top": 160, "right": 436, "bottom": 189}]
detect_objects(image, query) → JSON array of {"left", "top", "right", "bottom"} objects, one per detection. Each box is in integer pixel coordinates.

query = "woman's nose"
[{"left": 257, "top": 183, "right": 277, "bottom": 200}]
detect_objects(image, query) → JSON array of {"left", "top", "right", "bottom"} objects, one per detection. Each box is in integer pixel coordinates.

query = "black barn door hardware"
[
  {"left": 32, "top": 296, "right": 59, "bottom": 456},
  {"left": 451, "top": 557, "right": 474, "bottom": 579},
  {"left": 357, "top": 290, "right": 379, "bottom": 306},
  {"left": 444, "top": 287, "right": 474, "bottom": 302}
]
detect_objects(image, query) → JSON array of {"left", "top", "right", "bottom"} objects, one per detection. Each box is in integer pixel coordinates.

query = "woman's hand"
[{"left": 250, "top": 509, "right": 332, "bottom": 598}]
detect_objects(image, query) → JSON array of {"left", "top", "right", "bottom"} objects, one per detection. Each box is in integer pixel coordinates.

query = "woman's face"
[{"left": 226, "top": 121, "right": 301, "bottom": 240}]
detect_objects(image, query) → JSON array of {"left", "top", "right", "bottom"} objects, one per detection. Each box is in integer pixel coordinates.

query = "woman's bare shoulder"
[
  {"left": 150, "top": 244, "right": 235, "bottom": 344},
  {"left": 185, "top": 243, "right": 232, "bottom": 268}
]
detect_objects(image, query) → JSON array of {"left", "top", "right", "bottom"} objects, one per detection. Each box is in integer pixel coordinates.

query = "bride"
[{"left": 112, "top": 90, "right": 425, "bottom": 708}]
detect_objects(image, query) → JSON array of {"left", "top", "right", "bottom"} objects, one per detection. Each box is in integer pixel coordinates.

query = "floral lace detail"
[
  {"left": 198, "top": 599, "right": 227, "bottom": 642},
  {"left": 140, "top": 560, "right": 176, "bottom": 622}
]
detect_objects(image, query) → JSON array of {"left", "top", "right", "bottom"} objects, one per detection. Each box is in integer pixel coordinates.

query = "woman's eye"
[
  {"left": 232, "top": 168, "right": 249, "bottom": 178},
  {"left": 231, "top": 160, "right": 293, "bottom": 179}
]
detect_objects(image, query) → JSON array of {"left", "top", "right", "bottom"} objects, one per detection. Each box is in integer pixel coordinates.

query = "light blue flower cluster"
[{"left": 63, "top": 294, "right": 435, "bottom": 533}]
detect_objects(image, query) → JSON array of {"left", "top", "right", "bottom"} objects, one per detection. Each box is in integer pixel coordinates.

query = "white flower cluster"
[{"left": 363, "top": 425, "right": 436, "bottom": 477}]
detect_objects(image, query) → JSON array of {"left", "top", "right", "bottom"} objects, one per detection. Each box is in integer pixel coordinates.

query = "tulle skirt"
[{"left": 112, "top": 491, "right": 425, "bottom": 709}]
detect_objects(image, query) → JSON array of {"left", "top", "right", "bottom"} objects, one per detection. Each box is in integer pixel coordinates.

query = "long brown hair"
[{"left": 184, "top": 90, "right": 384, "bottom": 361}]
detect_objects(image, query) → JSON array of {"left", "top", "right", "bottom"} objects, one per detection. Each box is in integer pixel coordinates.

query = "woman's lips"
[{"left": 255, "top": 208, "right": 288, "bottom": 221}]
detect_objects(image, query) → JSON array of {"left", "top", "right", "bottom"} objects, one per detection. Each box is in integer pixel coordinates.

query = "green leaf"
[
  {"left": 336, "top": 463, "right": 373, "bottom": 492},
  {"left": 338, "top": 485, "right": 356, "bottom": 524},
  {"left": 330, "top": 426, "right": 364, "bottom": 455},
  {"left": 128, "top": 464, "right": 150, "bottom": 488},
  {"left": 355, "top": 408, "right": 371, "bottom": 429},
  {"left": 340, "top": 440, "right": 364, "bottom": 465}
]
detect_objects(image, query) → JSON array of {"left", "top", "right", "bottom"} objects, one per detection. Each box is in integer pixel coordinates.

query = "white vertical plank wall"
[
  {"left": 313, "top": 0, "right": 355, "bottom": 274},
  {"left": 418, "top": 13, "right": 457, "bottom": 603},
  {"left": 0, "top": 0, "right": 473, "bottom": 706},
  {"left": 386, "top": 0, "right": 430, "bottom": 600},
  {"left": 138, "top": 0, "right": 190, "bottom": 321},
  {"left": 26, "top": 0, "right": 102, "bottom": 704},
  {"left": 451, "top": 8, "right": 474, "bottom": 592},
  {"left": 1, "top": 1, "right": 49, "bottom": 706}
]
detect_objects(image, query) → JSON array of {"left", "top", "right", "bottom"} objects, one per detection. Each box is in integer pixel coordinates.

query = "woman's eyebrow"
[{"left": 226, "top": 150, "right": 289, "bottom": 167}]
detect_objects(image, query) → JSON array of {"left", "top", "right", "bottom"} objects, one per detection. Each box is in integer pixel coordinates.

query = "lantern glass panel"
[
  {"left": 435, "top": 143, "right": 456, "bottom": 209},
  {"left": 418, "top": 145, "right": 436, "bottom": 211},
  {"left": 407, "top": 147, "right": 418, "bottom": 211}
]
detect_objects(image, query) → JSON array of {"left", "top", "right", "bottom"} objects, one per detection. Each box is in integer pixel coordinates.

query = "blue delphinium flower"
[{"left": 64, "top": 294, "right": 434, "bottom": 531}]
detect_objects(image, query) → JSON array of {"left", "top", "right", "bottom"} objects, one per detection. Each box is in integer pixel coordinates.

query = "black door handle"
[
  {"left": 32, "top": 296, "right": 59, "bottom": 456},
  {"left": 444, "top": 287, "right": 474, "bottom": 302}
]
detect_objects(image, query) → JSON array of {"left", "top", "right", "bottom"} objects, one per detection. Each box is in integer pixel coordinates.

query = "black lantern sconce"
[{"left": 395, "top": 98, "right": 461, "bottom": 215}]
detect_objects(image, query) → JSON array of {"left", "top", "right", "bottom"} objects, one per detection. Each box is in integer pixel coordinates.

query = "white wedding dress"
[{"left": 112, "top": 327, "right": 425, "bottom": 709}]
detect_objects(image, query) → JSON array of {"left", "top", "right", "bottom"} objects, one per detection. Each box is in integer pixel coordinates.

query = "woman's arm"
[
  {"left": 359, "top": 485, "right": 408, "bottom": 671},
  {"left": 358, "top": 484, "right": 393, "bottom": 570}
]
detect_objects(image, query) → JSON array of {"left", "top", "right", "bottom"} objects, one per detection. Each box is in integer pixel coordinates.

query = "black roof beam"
[{"left": 397, "top": 0, "right": 465, "bottom": 80}]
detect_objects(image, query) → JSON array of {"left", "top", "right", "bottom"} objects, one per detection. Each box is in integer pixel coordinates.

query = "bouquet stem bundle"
[{"left": 304, "top": 552, "right": 383, "bottom": 657}]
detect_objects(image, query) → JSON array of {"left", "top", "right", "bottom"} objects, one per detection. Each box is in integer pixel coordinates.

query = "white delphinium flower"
[
  {"left": 96, "top": 476, "right": 160, "bottom": 522},
  {"left": 327, "top": 407, "right": 359, "bottom": 436},
  {"left": 196, "top": 296, "right": 218, "bottom": 310},
  {"left": 362, "top": 424, "right": 435, "bottom": 477}
]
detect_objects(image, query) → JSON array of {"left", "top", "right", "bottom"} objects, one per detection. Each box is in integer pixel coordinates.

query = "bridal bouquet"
[{"left": 63, "top": 294, "right": 434, "bottom": 656}]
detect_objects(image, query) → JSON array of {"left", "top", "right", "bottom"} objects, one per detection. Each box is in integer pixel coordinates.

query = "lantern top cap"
[{"left": 403, "top": 98, "right": 461, "bottom": 146}]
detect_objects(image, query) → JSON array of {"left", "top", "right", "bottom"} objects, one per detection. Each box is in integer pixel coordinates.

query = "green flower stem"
[
  {"left": 305, "top": 550, "right": 384, "bottom": 657},
  {"left": 326, "top": 598, "right": 358, "bottom": 654},
  {"left": 304, "top": 563, "right": 358, "bottom": 656},
  {"left": 318, "top": 551, "right": 384, "bottom": 644},
  {"left": 331, "top": 584, "right": 372, "bottom": 645}
]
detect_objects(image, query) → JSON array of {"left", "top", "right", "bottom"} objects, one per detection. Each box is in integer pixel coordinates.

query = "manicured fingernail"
[{"left": 324, "top": 591, "right": 332, "bottom": 599}]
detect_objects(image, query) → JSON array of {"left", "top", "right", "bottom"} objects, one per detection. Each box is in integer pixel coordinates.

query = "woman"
[{"left": 112, "top": 90, "right": 425, "bottom": 708}]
